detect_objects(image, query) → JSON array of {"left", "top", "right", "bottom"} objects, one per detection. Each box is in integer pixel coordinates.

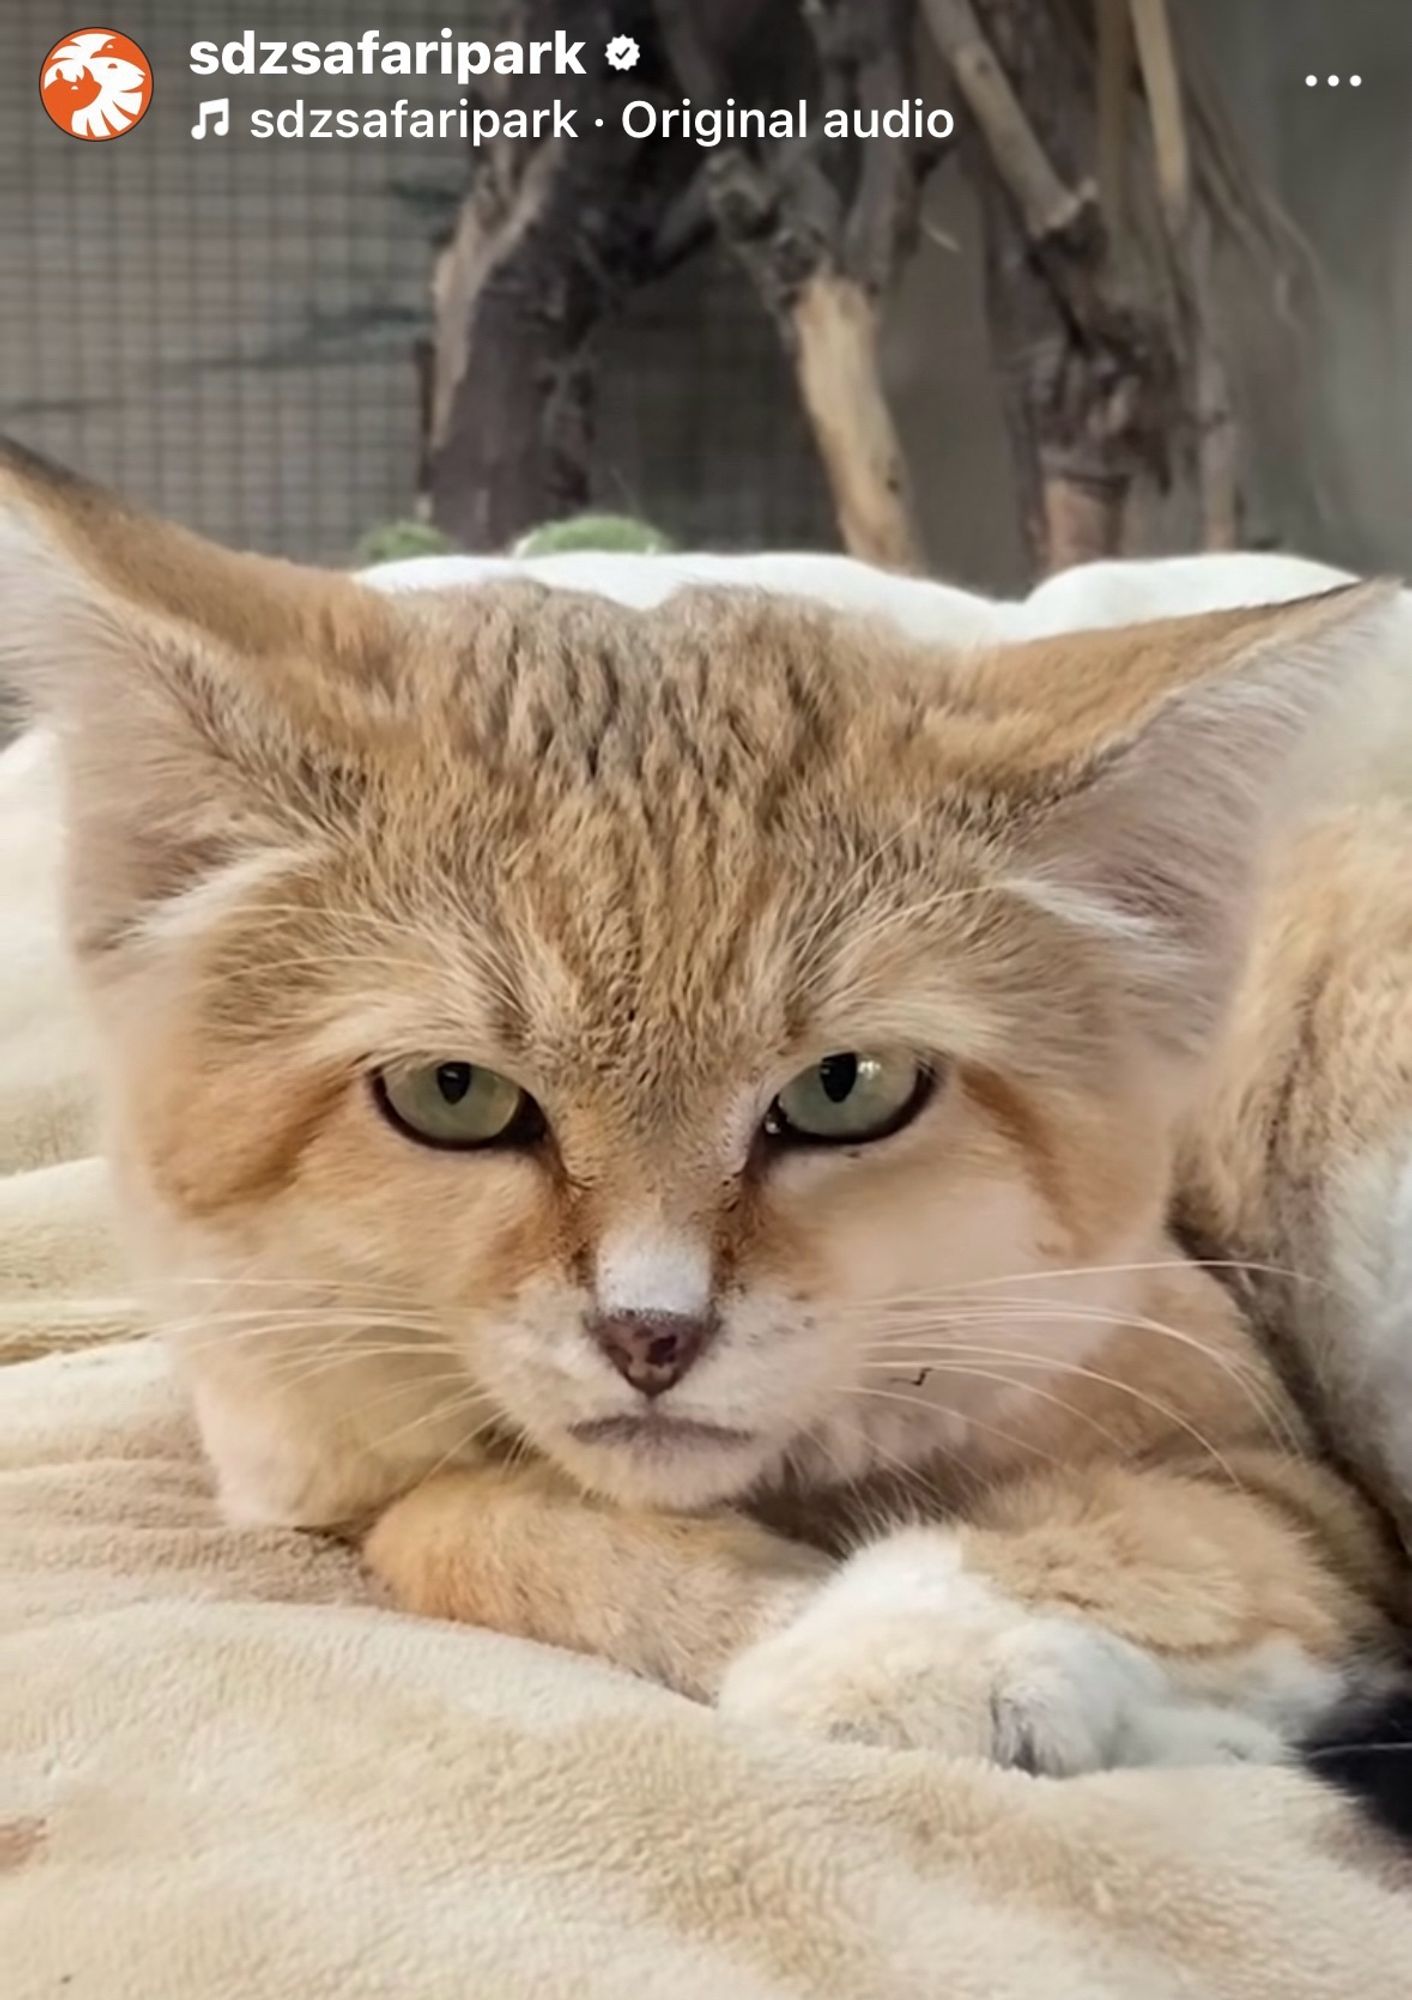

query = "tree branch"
[
  {"left": 654, "top": 0, "right": 927, "bottom": 569},
  {"left": 425, "top": 0, "right": 700, "bottom": 548},
  {"left": 920, "top": 0, "right": 1090, "bottom": 241},
  {"left": 1129, "top": 0, "right": 1239, "bottom": 546},
  {"left": 1129, "top": 0, "right": 1189, "bottom": 237},
  {"left": 1095, "top": 0, "right": 1133, "bottom": 237},
  {"left": 935, "top": 0, "right": 1184, "bottom": 570}
]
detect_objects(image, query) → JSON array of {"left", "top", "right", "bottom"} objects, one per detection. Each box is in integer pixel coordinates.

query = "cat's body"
[{"left": 3, "top": 441, "right": 1410, "bottom": 1774}]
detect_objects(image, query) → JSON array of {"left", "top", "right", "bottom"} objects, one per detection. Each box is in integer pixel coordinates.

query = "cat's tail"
[{"left": 1303, "top": 1670, "right": 1412, "bottom": 1846}]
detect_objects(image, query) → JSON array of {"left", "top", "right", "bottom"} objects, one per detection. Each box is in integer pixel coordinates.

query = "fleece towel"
[{"left": 4, "top": 550, "right": 1412, "bottom": 1998}]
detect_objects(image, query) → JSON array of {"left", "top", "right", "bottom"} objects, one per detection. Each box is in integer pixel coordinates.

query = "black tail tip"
[{"left": 1303, "top": 1684, "right": 1412, "bottom": 1845}]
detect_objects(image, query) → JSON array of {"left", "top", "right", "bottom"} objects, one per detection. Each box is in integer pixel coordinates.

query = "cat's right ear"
[{"left": 0, "top": 441, "right": 395, "bottom": 956}]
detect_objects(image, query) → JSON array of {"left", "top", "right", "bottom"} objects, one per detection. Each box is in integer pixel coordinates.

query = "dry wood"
[
  {"left": 1185, "top": 208, "right": 1242, "bottom": 549},
  {"left": 935, "top": 0, "right": 1181, "bottom": 570},
  {"left": 929, "top": 0, "right": 1266, "bottom": 569},
  {"left": 425, "top": 0, "right": 700, "bottom": 549},
  {"left": 1095, "top": 0, "right": 1133, "bottom": 236},
  {"left": 920, "top": 0, "right": 1090, "bottom": 240},
  {"left": 1129, "top": 0, "right": 1190, "bottom": 236},
  {"left": 1128, "top": 0, "right": 1239, "bottom": 546},
  {"left": 792, "top": 270, "right": 920, "bottom": 570},
  {"left": 655, "top": 0, "right": 929, "bottom": 569}
]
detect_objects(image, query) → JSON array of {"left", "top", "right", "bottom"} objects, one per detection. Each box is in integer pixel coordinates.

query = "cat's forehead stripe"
[{"left": 436, "top": 582, "right": 872, "bottom": 800}]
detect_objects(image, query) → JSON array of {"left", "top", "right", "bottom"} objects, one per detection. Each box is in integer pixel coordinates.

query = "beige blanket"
[{"left": 3, "top": 729, "right": 1411, "bottom": 1998}]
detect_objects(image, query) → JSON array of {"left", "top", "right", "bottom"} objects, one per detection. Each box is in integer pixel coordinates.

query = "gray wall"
[{"left": 1192, "top": 0, "right": 1412, "bottom": 576}]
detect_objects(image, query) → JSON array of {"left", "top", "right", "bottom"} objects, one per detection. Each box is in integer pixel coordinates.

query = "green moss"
[
  {"left": 353, "top": 519, "right": 457, "bottom": 567},
  {"left": 513, "top": 513, "right": 676, "bottom": 556},
  {"left": 353, "top": 511, "right": 676, "bottom": 568}
]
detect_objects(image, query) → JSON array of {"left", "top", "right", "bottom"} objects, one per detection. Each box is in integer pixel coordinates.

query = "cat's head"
[{"left": 0, "top": 446, "right": 1392, "bottom": 1520}]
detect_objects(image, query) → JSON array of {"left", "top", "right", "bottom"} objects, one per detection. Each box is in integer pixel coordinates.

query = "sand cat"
[{"left": 3, "top": 440, "right": 1410, "bottom": 1774}]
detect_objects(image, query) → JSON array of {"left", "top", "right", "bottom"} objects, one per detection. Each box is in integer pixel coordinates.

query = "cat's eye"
[
  {"left": 373, "top": 1061, "right": 546, "bottom": 1151},
  {"left": 764, "top": 1053, "right": 934, "bottom": 1147}
]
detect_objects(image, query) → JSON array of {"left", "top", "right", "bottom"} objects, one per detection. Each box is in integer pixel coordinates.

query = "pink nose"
[{"left": 587, "top": 1311, "right": 713, "bottom": 1397}]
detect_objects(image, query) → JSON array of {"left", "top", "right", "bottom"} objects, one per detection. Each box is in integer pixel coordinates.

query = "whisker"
[
  {"left": 857, "top": 1354, "right": 1132, "bottom": 1456},
  {"left": 257, "top": 954, "right": 445, "bottom": 982},
  {"left": 312, "top": 1366, "right": 481, "bottom": 1427},
  {"left": 829, "top": 1256, "right": 1335, "bottom": 1303},
  {"left": 857, "top": 1353, "right": 1245, "bottom": 1484},
  {"left": 224, "top": 900, "right": 521, "bottom": 1003},
  {"left": 804, "top": 1409, "right": 962, "bottom": 1507},
  {"left": 800, "top": 882, "right": 1008, "bottom": 991},
  {"left": 157, "top": 1321, "right": 454, "bottom": 1362},
  {"left": 155, "top": 1273, "right": 435, "bottom": 1299},
  {"left": 851, "top": 1382, "right": 1070, "bottom": 1473},
  {"left": 154, "top": 1320, "right": 463, "bottom": 1382},
  {"left": 849, "top": 1298, "right": 1298, "bottom": 1448},
  {"left": 372, "top": 1387, "right": 501, "bottom": 1458},
  {"left": 794, "top": 1425, "right": 856, "bottom": 1493},
  {"left": 258, "top": 1343, "right": 466, "bottom": 1395},
  {"left": 1303, "top": 1743, "right": 1412, "bottom": 1761},
  {"left": 861, "top": 1304, "right": 1287, "bottom": 1411},
  {"left": 153, "top": 1303, "right": 444, "bottom": 1326},
  {"left": 789, "top": 802, "right": 939, "bottom": 978}
]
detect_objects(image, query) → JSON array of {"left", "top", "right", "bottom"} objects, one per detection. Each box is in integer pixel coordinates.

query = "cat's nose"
[{"left": 587, "top": 1311, "right": 713, "bottom": 1398}]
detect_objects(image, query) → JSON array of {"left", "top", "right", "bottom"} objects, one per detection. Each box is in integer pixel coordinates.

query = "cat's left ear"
[{"left": 983, "top": 581, "right": 1403, "bottom": 1054}]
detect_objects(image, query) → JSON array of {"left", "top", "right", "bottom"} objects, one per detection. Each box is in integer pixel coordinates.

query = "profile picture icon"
[{"left": 40, "top": 28, "right": 153, "bottom": 141}]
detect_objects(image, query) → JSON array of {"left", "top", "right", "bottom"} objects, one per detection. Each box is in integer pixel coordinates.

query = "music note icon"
[{"left": 191, "top": 98, "right": 230, "bottom": 141}]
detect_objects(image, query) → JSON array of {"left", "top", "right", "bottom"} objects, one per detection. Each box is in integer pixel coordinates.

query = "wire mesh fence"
[{"left": 1, "top": 0, "right": 835, "bottom": 563}]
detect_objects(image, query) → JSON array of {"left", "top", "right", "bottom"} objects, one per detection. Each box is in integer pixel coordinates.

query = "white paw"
[
  {"left": 1124, "top": 1701, "right": 1286, "bottom": 1769},
  {"left": 717, "top": 1531, "right": 1287, "bottom": 1775}
]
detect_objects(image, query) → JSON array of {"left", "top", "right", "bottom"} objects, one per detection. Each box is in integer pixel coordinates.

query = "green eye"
[
  {"left": 765, "top": 1053, "right": 933, "bottom": 1147},
  {"left": 373, "top": 1061, "right": 545, "bottom": 1151}
]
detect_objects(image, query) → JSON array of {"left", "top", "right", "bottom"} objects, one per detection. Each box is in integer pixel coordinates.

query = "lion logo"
[{"left": 40, "top": 28, "right": 153, "bottom": 141}]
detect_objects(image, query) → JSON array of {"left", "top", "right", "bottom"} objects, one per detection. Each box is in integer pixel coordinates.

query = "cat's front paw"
[
  {"left": 719, "top": 1587, "right": 1158, "bottom": 1771},
  {"left": 717, "top": 1530, "right": 1285, "bottom": 1775}
]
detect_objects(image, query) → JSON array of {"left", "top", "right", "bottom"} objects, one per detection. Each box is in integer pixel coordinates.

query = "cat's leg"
[
  {"left": 718, "top": 1456, "right": 1404, "bottom": 1773},
  {"left": 364, "top": 1463, "right": 831, "bottom": 1702}
]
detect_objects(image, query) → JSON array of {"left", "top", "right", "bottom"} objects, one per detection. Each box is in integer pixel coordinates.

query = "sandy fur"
[{"left": 2, "top": 439, "right": 1409, "bottom": 1770}]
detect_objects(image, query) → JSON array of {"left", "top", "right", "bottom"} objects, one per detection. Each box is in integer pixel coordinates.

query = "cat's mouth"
[
  {"left": 558, "top": 1410, "right": 768, "bottom": 1505},
  {"left": 568, "top": 1414, "right": 755, "bottom": 1451}
]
